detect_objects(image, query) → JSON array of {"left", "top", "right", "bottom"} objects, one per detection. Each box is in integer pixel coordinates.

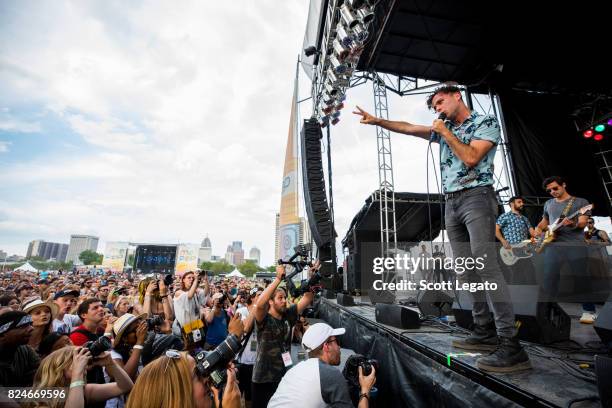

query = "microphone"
[
  {"left": 430, "top": 112, "right": 447, "bottom": 142},
  {"left": 495, "top": 187, "right": 510, "bottom": 194}
]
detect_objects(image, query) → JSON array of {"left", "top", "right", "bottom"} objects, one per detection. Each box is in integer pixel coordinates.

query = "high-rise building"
[
  {"left": 0, "top": 250, "right": 7, "bottom": 261},
  {"left": 224, "top": 245, "right": 234, "bottom": 265},
  {"left": 66, "top": 235, "right": 99, "bottom": 264},
  {"left": 249, "top": 247, "right": 261, "bottom": 265},
  {"left": 26, "top": 240, "right": 69, "bottom": 262},
  {"left": 198, "top": 236, "right": 212, "bottom": 264},
  {"left": 229, "top": 241, "right": 244, "bottom": 265}
]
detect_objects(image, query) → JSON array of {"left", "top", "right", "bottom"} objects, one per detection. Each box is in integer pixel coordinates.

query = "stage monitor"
[{"left": 134, "top": 245, "right": 177, "bottom": 274}]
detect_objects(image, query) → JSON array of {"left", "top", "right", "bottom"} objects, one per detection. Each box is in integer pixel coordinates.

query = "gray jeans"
[{"left": 445, "top": 186, "right": 516, "bottom": 337}]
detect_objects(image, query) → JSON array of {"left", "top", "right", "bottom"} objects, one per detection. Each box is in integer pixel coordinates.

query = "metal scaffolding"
[{"left": 372, "top": 72, "right": 397, "bottom": 259}]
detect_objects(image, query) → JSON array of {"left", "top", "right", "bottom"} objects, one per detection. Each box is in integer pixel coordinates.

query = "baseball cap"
[
  {"left": 302, "top": 323, "right": 345, "bottom": 351},
  {"left": 54, "top": 289, "right": 79, "bottom": 300},
  {"left": 249, "top": 287, "right": 262, "bottom": 296}
]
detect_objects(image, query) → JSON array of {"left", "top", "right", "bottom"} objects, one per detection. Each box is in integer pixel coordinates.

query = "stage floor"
[{"left": 318, "top": 298, "right": 606, "bottom": 408}]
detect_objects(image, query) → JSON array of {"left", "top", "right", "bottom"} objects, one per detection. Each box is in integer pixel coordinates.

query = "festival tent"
[
  {"left": 14, "top": 262, "right": 38, "bottom": 273},
  {"left": 226, "top": 269, "right": 245, "bottom": 278}
]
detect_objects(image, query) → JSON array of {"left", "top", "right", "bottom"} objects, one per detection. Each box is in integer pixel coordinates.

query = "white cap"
[{"left": 302, "top": 323, "right": 345, "bottom": 351}]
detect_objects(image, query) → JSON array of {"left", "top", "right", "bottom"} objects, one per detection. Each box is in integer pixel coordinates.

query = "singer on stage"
[{"left": 353, "top": 85, "right": 531, "bottom": 373}]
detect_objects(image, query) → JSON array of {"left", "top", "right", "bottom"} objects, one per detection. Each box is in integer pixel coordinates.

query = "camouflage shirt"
[{"left": 252, "top": 304, "right": 298, "bottom": 383}]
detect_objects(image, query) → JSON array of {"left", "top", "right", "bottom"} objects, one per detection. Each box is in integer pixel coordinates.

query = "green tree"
[
  {"left": 266, "top": 265, "right": 277, "bottom": 272},
  {"left": 210, "top": 260, "right": 234, "bottom": 275},
  {"left": 79, "top": 250, "right": 103, "bottom": 266},
  {"left": 127, "top": 254, "right": 135, "bottom": 268},
  {"left": 237, "top": 260, "right": 261, "bottom": 277},
  {"left": 199, "top": 261, "right": 214, "bottom": 271}
]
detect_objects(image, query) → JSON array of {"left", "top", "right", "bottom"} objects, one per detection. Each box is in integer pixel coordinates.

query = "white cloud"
[
  {"left": 0, "top": 141, "right": 11, "bottom": 152},
  {"left": 0, "top": 119, "right": 41, "bottom": 133},
  {"left": 0, "top": 1, "right": 518, "bottom": 266}
]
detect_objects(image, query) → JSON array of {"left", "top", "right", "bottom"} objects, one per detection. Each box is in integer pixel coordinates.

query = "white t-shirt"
[
  {"left": 236, "top": 306, "right": 256, "bottom": 365},
  {"left": 268, "top": 358, "right": 353, "bottom": 408},
  {"left": 173, "top": 289, "right": 207, "bottom": 327},
  {"left": 52, "top": 314, "right": 81, "bottom": 334}
]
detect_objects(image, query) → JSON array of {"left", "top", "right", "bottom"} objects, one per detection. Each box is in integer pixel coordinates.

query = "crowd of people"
[{"left": 0, "top": 263, "right": 376, "bottom": 408}]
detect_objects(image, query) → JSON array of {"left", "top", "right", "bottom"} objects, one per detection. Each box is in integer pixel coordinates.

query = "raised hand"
[{"left": 352, "top": 105, "right": 378, "bottom": 125}]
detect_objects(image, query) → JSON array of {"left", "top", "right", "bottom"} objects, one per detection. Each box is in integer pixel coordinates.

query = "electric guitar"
[
  {"left": 534, "top": 204, "right": 593, "bottom": 254},
  {"left": 499, "top": 240, "right": 536, "bottom": 265}
]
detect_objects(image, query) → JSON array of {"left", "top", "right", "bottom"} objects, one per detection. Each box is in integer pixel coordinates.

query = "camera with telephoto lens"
[
  {"left": 342, "top": 354, "right": 378, "bottom": 386},
  {"left": 194, "top": 334, "right": 242, "bottom": 388},
  {"left": 146, "top": 315, "right": 165, "bottom": 330},
  {"left": 84, "top": 335, "right": 112, "bottom": 357},
  {"left": 342, "top": 354, "right": 378, "bottom": 406}
]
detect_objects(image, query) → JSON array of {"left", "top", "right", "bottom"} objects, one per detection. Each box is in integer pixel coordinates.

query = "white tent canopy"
[
  {"left": 226, "top": 269, "right": 245, "bottom": 278},
  {"left": 15, "top": 262, "right": 38, "bottom": 273}
]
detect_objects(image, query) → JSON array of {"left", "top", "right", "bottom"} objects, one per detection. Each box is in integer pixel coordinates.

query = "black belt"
[{"left": 444, "top": 185, "right": 492, "bottom": 200}]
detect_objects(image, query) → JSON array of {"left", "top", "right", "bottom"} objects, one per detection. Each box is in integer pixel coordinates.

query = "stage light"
[
  {"left": 608, "top": 118, "right": 612, "bottom": 126},
  {"left": 346, "top": 0, "right": 367, "bottom": 9},
  {"left": 327, "top": 69, "right": 339, "bottom": 84},
  {"left": 332, "top": 38, "right": 350, "bottom": 60},
  {"left": 336, "top": 24, "right": 352, "bottom": 47},
  {"left": 329, "top": 55, "right": 348, "bottom": 74},
  {"left": 340, "top": 4, "right": 360, "bottom": 29},
  {"left": 331, "top": 117, "right": 340, "bottom": 125},
  {"left": 322, "top": 105, "right": 334, "bottom": 115},
  {"left": 351, "top": 23, "right": 369, "bottom": 43},
  {"left": 336, "top": 93, "right": 347, "bottom": 103},
  {"left": 325, "top": 82, "right": 338, "bottom": 96},
  {"left": 335, "top": 102, "right": 345, "bottom": 111},
  {"left": 583, "top": 129, "right": 594, "bottom": 138},
  {"left": 332, "top": 111, "right": 341, "bottom": 119},
  {"left": 357, "top": 7, "right": 375, "bottom": 25},
  {"left": 594, "top": 134, "right": 604, "bottom": 141},
  {"left": 322, "top": 92, "right": 335, "bottom": 106},
  {"left": 304, "top": 46, "right": 319, "bottom": 57},
  {"left": 318, "top": 115, "right": 329, "bottom": 128},
  {"left": 595, "top": 124, "right": 606, "bottom": 132}
]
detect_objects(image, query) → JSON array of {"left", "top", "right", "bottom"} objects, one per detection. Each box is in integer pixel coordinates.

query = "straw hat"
[
  {"left": 21, "top": 298, "right": 59, "bottom": 320},
  {"left": 112, "top": 312, "right": 148, "bottom": 347}
]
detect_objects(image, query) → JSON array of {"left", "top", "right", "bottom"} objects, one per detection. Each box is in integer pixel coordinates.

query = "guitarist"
[
  {"left": 535, "top": 176, "right": 596, "bottom": 324},
  {"left": 495, "top": 196, "right": 537, "bottom": 284}
]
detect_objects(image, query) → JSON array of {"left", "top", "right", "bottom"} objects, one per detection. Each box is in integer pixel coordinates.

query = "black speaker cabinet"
[
  {"left": 375, "top": 303, "right": 420, "bottom": 329},
  {"left": 417, "top": 290, "right": 454, "bottom": 317}
]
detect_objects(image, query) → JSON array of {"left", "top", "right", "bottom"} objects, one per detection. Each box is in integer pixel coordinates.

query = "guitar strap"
[{"left": 560, "top": 197, "right": 576, "bottom": 219}]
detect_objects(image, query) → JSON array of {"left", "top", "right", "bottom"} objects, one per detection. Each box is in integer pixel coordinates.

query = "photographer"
[
  {"left": 69, "top": 299, "right": 111, "bottom": 388},
  {"left": 174, "top": 271, "right": 208, "bottom": 350},
  {"left": 125, "top": 314, "right": 245, "bottom": 408},
  {"left": 125, "top": 351, "right": 240, "bottom": 408},
  {"left": 141, "top": 277, "right": 174, "bottom": 321},
  {"left": 203, "top": 292, "right": 229, "bottom": 350},
  {"left": 268, "top": 323, "right": 376, "bottom": 408},
  {"left": 251, "top": 264, "right": 315, "bottom": 408},
  {"left": 33, "top": 346, "right": 134, "bottom": 408}
]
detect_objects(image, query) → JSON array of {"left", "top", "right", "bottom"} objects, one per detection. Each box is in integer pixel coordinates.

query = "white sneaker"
[{"left": 579, "top": 312, "right": 597, "bottom": 324}]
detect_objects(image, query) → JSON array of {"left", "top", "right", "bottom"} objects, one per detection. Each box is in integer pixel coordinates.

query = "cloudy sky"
[{"left": 5, "top": 1, "right": 578, "bottom": 267}]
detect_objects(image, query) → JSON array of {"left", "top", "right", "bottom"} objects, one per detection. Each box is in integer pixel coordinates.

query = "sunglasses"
[
  {"left": 325, "top": 337, "right": 338, "bottom": 346},
  {"left": 546, "top": 186, "right": 560, "bottom": 193}
]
